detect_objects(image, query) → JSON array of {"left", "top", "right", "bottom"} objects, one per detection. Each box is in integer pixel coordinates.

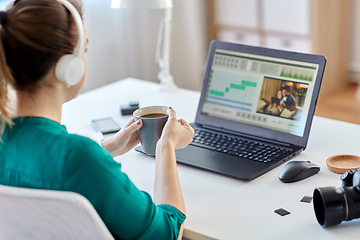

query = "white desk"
[{"left": 62, "top": 78, "right": 360, "bottom": 240}]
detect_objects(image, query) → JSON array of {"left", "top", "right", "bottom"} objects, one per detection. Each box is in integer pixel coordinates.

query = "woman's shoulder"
[
  {"left": 65, "top": 134, "right": 107, "bottom": 156},
  {"left": 63, "top": 133, "right": 116, "bottom": 171},
  {"left": 66, "top": 133, "right": 98, "bottom": 145}
]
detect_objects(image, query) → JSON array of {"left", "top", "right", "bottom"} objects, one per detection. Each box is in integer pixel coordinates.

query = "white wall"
[
  {"left": 0, "top": 1, "right": 10, "bottom": 9},
  {"left": 82, "top": 0, "right": 209, "bottom": 92},
  {"left": 171, "top": 0, "right": 209, "bottom": 90}
]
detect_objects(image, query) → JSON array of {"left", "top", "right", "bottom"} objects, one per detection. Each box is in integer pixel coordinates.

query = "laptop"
[{"left": 138, "top": 40, "right": 326, "bottom": 181}]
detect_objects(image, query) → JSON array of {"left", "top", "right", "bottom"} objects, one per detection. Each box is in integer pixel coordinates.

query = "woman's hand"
[
  {"left": 101, "top": 117, "right": 143, "bottom": 157},
  {"left": 157, "top": 108, "right": 194, "bottom": 151},
  {"left": 153, "top": 108, "right": 192, "bottom": 220}
]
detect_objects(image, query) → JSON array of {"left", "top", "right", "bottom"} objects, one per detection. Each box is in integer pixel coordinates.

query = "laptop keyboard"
[{"left": 190, "top": 129, "right": 292, "bottom": 163}]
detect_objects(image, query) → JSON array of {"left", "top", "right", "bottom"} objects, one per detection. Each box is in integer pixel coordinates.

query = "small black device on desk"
[
  {"left": 279, "top": 161, "right": 320, "bottom": 183},
  {"left": 120, "top": 101, "right": 139, "bottom": 115},
  {"left": 91, "top": 117, "right": 121, "bottom": 134}
]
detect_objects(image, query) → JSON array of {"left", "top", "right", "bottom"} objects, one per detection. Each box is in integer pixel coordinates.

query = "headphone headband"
[
  {"left": 55, "top": 0, "right": 86, "bottom": 86},
  {"left": 56, "top": 0, "right": 85, "bottom": 58}
]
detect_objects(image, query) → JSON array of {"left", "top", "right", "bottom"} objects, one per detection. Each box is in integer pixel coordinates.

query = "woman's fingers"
[
  {"left": 167, "top": 108, "right": 177, "bottom": 120},
  {"left": 129, "top": 119, "right": 143, "bottom": 132},
  {"left": 123, "top": 117, "right": 135, "bottom": 128},
  {"left": 122, "top": 119, "right": 142, "bottom": 136},
  {"left": 178, "top": 118, "right": 190, "bottom": 127}
]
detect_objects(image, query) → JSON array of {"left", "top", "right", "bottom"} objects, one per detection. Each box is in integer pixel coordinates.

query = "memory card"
[
  {"left": 274, "top": 208, "right": 290, "bottom": 216},
  {"left": 300, "top": 196, "right": 313, "bottom": 203}
]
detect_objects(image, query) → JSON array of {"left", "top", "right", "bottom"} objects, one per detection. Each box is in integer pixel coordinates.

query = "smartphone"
[{"left": 91, "top": 118, "right": 121, "bottom": 134}]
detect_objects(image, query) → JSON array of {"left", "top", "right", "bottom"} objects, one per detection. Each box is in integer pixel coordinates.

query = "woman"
[{"left": 0, "top": 0, "right": 194, "bottom": 239}]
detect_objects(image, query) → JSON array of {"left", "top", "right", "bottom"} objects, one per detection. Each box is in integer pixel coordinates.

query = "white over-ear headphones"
[{"left": 55, "top": 0, "right": 85, "bottom": 86}]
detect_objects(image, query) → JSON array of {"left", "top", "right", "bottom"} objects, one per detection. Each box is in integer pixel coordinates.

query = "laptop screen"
[{"left": 200, "top": 49, "right": 319, "bottom": 137}]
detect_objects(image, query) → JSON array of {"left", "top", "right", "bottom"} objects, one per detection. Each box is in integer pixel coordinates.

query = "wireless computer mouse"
[{"left": 279, "top": 161, "right": 320, "bottom": 183}]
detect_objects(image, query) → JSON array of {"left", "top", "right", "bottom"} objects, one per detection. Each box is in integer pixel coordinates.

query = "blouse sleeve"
[{"left": 63, "top": 136, "right": 185, "bottom": 240}]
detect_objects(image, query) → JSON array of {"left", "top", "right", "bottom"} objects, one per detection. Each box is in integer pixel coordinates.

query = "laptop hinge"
[{"left": 200, "top": 124, "right": 291, "bottom": 147}]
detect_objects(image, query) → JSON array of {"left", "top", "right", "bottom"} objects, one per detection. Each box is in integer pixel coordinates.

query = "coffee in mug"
[
  {"left": 140, "top": 113, "right": 168, "bottom": 118},
  {"left": 133, "top": 106, "right": 169, "bottom": 155}
]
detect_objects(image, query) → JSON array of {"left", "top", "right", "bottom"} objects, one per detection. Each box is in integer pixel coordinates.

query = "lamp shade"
[{"left": 111, "top": 0, "right": 172, "bottom": 9}]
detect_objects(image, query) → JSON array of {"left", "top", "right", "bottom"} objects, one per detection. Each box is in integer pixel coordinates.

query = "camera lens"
[
  {"left": 313, "top": 187, "right": 346, "bottom": 227},
  {"left": 313, "top": 187, "right": 360, "bottom": 227}
]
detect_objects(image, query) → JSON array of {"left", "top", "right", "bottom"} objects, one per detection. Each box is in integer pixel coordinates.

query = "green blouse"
[{"left": 0, "top": 117, "right": 185, "bottom": 239}]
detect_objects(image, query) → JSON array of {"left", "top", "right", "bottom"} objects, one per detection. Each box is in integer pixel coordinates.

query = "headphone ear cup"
[{"left": 55, "top": 54, "right": 85, "bottom": 86}]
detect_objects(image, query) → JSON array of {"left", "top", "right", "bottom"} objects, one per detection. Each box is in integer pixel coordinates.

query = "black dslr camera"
[{"left": 313, "top": 168, "right": 360, "bottom": 227}]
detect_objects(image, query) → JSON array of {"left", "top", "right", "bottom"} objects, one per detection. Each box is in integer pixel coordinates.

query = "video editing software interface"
[{"left": 201, "top": 49, "right": 319, "bottom": 137}]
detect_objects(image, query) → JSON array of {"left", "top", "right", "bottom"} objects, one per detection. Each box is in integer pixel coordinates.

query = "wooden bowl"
[{"left": 326, "top": 155, "right": 360, "bottom": 174}]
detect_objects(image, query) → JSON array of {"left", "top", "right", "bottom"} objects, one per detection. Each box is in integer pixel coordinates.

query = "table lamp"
[{"left": 111, "top": 0, "right": 178, "bottom": 91}]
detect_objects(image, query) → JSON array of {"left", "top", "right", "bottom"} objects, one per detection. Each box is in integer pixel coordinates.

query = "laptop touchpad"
[{"left": 176, "top": 146, "right": 214, "bottom": 164}]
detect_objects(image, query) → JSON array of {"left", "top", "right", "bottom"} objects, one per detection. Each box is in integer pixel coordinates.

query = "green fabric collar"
[{"left": 12, "top": 117, "right": 66, "bottom": 130}]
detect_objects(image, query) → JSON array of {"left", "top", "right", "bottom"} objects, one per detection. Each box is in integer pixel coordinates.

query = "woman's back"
[
  {"left": 1, "top": 117, "right": 69, "bottom": 189},
  {"left": 0, "top": 116, "right": 186, "bottom": 239}
]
